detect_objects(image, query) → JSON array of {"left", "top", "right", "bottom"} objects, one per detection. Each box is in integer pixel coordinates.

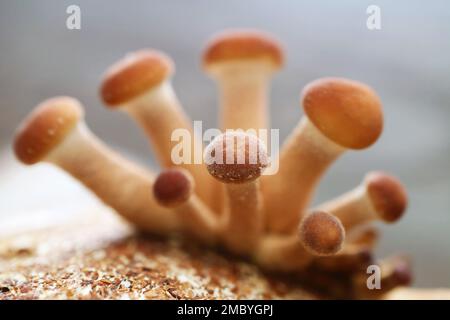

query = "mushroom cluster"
[{"left": 13, "top": 30, "right": 413, "bottom": 298}]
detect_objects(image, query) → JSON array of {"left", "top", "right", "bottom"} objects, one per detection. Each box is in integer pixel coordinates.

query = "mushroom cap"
[
  {"left": 202, "top": 30, "right": 284, "bottom": 71},
  {"left": 153, "top": 168, "right": 194, "bottom": 208},
  {"left": 299, "top": 211, "right": 345, "bottom": 256},
  {"left": 100, "top": 49, "right": 174, "bottom": 107},
  {"left": 365, "top": 171, "right": 408, "bottom": 223},
  {"left": 204, "top": 132, "right": 269, "bottom": 184},
  {"left": 301, "top": 77, "right": 383, "bottom": 149},
  {"left": 13, "top": 97, "right": 83, "bottom": 165}
]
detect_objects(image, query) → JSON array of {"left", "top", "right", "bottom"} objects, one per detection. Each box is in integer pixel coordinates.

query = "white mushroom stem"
[
  {"left": 254, "top": 234, "right": 313, "bottom": 271},
  {"left": 122, "top": 83, "right": 219, "bottom": 211},
  {"left": 262, "top": 118, "right": 345, "bottom": 233},
  {"left": 216, "top": 64, "right": 270, "bottom": 132},
  {"left": 317, "top": 187, "right": 375, "bottom": 231},
  {"left": 172, "top": 196, "right": 219, "bottom": 243},
  {"left": 221, "top": 181, "right": 264, "bottom": 255},
  {"left": 46, "top": 123, "right": 177, "bottom": 234}
]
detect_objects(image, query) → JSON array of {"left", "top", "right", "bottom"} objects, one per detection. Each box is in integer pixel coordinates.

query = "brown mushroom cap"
[
  {"left": 365, "top": 171, "right": 408, "bottom": 223},
  {"left": 13, "top": 97, "right": 83, "bottom": 165},
  {"left": 301, "top": 77, "right": 383, "bottom": 149},
  {"left": 153, "top": 168, "right": 194, "bottom": 208},
  {"left": 204, "top": 132, "right": 269, "bottom": 184},
  {"left": 299, "top": 211, "right": 345, "bottom": 256},
  {"left": 100, "top": 49, "right": 174, "bottom": 107},
  {"left": 202, "top": 30, "right": 284, "bottom": 71}
]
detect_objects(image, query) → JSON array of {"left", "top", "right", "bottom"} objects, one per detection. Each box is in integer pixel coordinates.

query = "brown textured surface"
[
  {"left": 203, "top": 30, "right": 284, "bottom": 69},
  {"left": 299, "top": 211, "right": 345, "bottom": 256},
  {"left": 13, "top": 97, "right": 83, "bottom": 164},
  {"left": 366, "top": 172, "right": 408, "bottom": 222},
  {"left": 302, "top": 78, "right": 383, "bottom": 150},
  {"left": 0, "top": 210, "right": 320, "bottom": 300},
  {"left": 100, "top": 50, "right": 174, "bottom": 106},
  {"left": 205, "top": 132, "right": 269, "bottom": 184},
  {"left": 1, "top": 209, "right": 449, "bottom": 300}
]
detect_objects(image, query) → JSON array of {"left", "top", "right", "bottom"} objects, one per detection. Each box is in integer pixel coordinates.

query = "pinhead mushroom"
[
  {"left": 153, "top": 168, "right": 218, "bottom": 242},
  {"left": 153, "top": 168, "right": 194, "bottom": 208},
  {"left": 365, "top": 172, "right": 408, "bottom": 223},
  {"left": 255, "top": 210, "right": 345, "bottom": 272},
  {"left": 299, "top": 211, "right": 345, "bottom": 256}
]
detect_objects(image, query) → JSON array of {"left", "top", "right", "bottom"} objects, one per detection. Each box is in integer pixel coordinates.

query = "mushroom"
[
  {"left": 313, "top": 225, "right": 378, "bottom": 272},
  {"left": 10, "top": 28, "right": 422, "bottom": 297},
  {"left": 299, "top": 211, "right": 345, "bottom": 256},
  {"left": 204, "top": 131, "right": 268, "bottom": 255},
  {"left": 153, "top": 168, "right": 219, "bottom": 243},
  {"left": 13, "top": 96, "right": 177, "bottom": 233},
  {"left": 255, "top": 211, "right": 345, "bottom": 271},
  {"left": 263, "top": 77, "right": 384, "bottom": 233},
  {"left": 100, "top": 50, "right": 217, "bottom": 208},
  {"left": 203, "top": 30, "right": 284, "bottom": 132},
  {"left": 317, "top": 172, "right": 407, "bottom": 231}
]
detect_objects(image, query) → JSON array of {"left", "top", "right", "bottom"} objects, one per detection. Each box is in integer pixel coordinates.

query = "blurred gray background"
[{"left": 0, "top": 0, "right": 449, "bottom": 287}]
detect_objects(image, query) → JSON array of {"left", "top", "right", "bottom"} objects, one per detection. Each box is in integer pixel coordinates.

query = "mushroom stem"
[
  {"left": 254, "top": 235, "right": 313, "bottom": 271},
  {"left": 221, "top": 181, "right": 264, "bottom": 254},
  {"left": 51, "top": 125, "right": 176, "bottom": 233},
  {"left": 125, "top": 83, "right": 193, "bottom": 168},
  {"left": 345, "top": 225, "right": 379, "bottom": 249},
  {"left": 317, "top": 172, "right": 407, "bottom": 231},
  {"left": 178, "top": 196, "right": 219, "bottom": 243},
  {"left": 14, "top": 97, "right": 177, "bottom": 234},
  {"left": 217, "top": 67, "right": 269, "bottom": 131},
  {"left": 262, "top": 118, "right": 344, "bottom": 233}
]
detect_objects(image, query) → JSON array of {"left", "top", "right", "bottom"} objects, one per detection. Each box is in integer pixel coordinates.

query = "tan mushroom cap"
[
  {"left": 100, "top": 50, "right": 174, "bottom": 107},
  {"left": 153, "top": 168, "right": 194, "bottom": 208},
  {"left": 365, "top": 171, "right": 408, "bottom": 223},
  {"left": 202, "top": 30, "right": 284, "bottom": 70},
  {"left": 302, "top": 78, "right": 383, "bottom": 149},
  {"left": 299, "top": 211, "right": 345, "bottom": 256},
  {"left": 14, "top": 96, "right": 83, "bottom": 165},
  {"left": 204, "top": 132, "right": 269, "bottom": 184}
]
